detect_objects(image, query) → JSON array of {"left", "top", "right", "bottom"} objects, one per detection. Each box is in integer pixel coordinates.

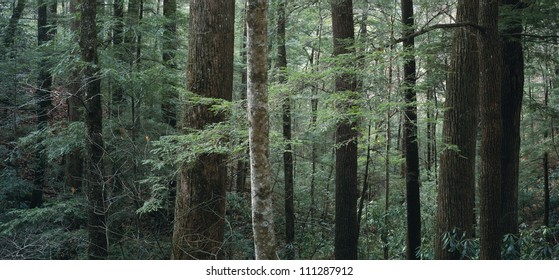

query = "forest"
[{"left": 0, "top": 0, "right": 558, "bottom": 260}]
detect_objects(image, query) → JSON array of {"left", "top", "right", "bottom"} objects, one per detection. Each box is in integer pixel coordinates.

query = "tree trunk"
[
  {"left": 236, "top": 0, "right": 249, "bottom": 194},
  {"left": 478, "top": 0, "right": 503, "bottom": 260},
  {"left": 80, "top": 0, "right": 108, "bottom": 260},
  {"left": 435, "top": 0, "right": 479, "bottom": 259},
  {"left": 277, "top": 0, "right": 295, "bottom": 260},
  {"left": 400, "top": 0, "right": 421, "bottom": 260},
  {"left": 162, "top": 0, "right": 178, "bottom": 128},
  {"left": 31, "top": 0, "right": 55, "bottom": 208},
  {"left": 171, "top": 0, "right": 235, "bottom": 260},
  {"left": 64, "top": 0, "right": 83, "bottom": 195},
  {"left": 331, "top": 0, "right": 358, "bottom": 260},
  {"left": 500, "top": 0, "right": 524, "bottom": 258},
  {"left": 247, "top": 0, "right": 278, "bottom": 260},
  {"left": 3, "top": 0, "right": 27, "bottom": 49}
]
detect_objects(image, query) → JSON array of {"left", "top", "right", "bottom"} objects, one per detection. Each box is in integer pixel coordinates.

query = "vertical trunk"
[
  {"left": 478, "top": 0, "right": 503, "bottom": 260},
  {"left": 31, "top": 0, "right": 56, "bottom": 208},
  {"left": 162, "top": 0, "right": 178, "bottom": 128},
  {"left": 435, "top": 0, "right": 479, "bottom": 259},
  {"left": 64, "top": 0, "right": 83, "bottom": 193},
  {"left": 543, "top": 81, "right": 550, "bottom": 227},
  {"left": 500, "top": 0, "right": 524, "bottom": 257},
  {"left": 236, "top": 1, "right": 249, "bottom": 194},
  {"left": 247, "top": 0, "right": 277, "bottom": 260},
  {"left": 3, "top": 0, "right": 27, "bottom": 48},
  {"left": 277, "top": 0, "right": 295, "bottom": 260},
  {"left": 331, "top": 0, "right": 358, "bottom": 260},
  {"left": 401, "top": 0, "right": 421, "bottom": 260},
  {"left": 171, "top": 0, "right": 235, "bottom": 260},
  {"left": 80, "top": 0, "right": 108, "bottom": 260}
]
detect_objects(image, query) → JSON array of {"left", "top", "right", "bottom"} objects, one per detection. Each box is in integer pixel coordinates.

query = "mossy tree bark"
[{"left": 247, "top": 0, "right": 278, "bottom": 260}]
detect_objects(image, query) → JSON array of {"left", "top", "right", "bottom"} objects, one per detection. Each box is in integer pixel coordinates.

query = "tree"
[
  {"left": 171, "top": 0, "right": 235, "bottom": 260},
  {"left": 162, "top": 0, "right": 178, "bottom": 128},
  {"left": 80, "top": 0, "right": 108, "bottom": 260},
  {"left": 331, "top": 0, "right": 358, "bottom": 260},
  {"left": 478, "top": 0, "right": 503, "bottom": 260},
  {"left": 500, "top": 0, "right": 524, "bottom": 257},
  {"left": 277, "top": 0, "right": 295, "bottom": 260},
  {"left": 247, "top": 0, "right": 278, "bottom": 260},
  {"left": 3, "top": 0, "right": 27, "bottom": 49},
  {"left": 400, "top": 0, "right": 421, "bottom": 260},
  {"left": 64, "top": 0, "right": 83, "bottom": 194},
  {"left": 435, "top": 0, "right": 479, "bottom": 259},
  {"left": 31, "top": 0, "right": 56, "bottom": 208}
]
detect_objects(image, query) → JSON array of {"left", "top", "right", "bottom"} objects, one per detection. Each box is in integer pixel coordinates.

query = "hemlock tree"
[
  {"left": 31, "top": 0, "right": 56, "bottom": 208},
  {"left": 80, "top": 0, "right": 108, "bottom": 260},
  {"left": 64, "top": 0, "right": 83, "bottom": 194},
  {"left": 331, "top": 0, "right": 358, "bottom": 260},
  {"left": 171, "top": 0, "right": 235, "bottom": 260},
  {"left": 500, "top": 0, "right": 524, "bottom": 258},
  {"left": 478, "top": 0, "right": 503, "bottom": 260},
  {"left": 247, "top": 0, "right": 278, "bottom": 260},
  {"left": 162, "top": 0, "right": 178, "bottom": 128},
  {"left": 400, "top": 0, "right": 421, "bottom": 260},
  {"left": 276, "top": 0, "right": 295, "bottom": 260},
  {"left": 435, "top": 0, "right": 479, "bottom": 259}
]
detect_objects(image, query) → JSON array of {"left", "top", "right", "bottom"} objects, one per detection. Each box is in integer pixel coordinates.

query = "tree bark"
[
  {"left": 162, "top": 0, "right": 178, "bottom": 128},
  {"left": 31, "top": 0, "right": 55, "bottom": 208},
  {"left": 478, "top": 0, "right": 503, "bottom": 260},
  {"left": 277, "top": 0, "right": 295, "bottom": 260},
  {"left": 171, "top": 0, "right": 235, "bottom": 260},
  {"left": 331, "top": 0, "right": 358, "bottom": 260},
  {"left": 500, "top": 0, "right": 524, "bottom": 257},
  {"left": 401, "top": 0, "right": 421, "bottom": 260},
  {"left": 80, "top": 0, "right": 108, "bottom": 260},
  {"left": 247, "top": 0, "right": 278, "bottom": 260},
  {"left": 3, "top": 0, "right": 27, "bottom": 48},
  {"left": 435, "top": 0, "right": 479, "bottom": 259},
  {"left": 64, "top": 0, "right": 83, "bottom": 195}
]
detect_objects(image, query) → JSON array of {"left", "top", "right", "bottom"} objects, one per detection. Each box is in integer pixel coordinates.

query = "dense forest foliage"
[{"left": 0, "top": 0, "right": 558, "bottom": 260}]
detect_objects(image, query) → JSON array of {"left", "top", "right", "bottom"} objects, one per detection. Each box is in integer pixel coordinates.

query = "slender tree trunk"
[
  {"left": 276, "top": 0, "right": 295, "bottom": 260},
  {"left": 64, "top": 0, "right": 83, "bottom": 194},
  {"left": 247, "top": 0, "right": 277, "bottom": 260},
  {"left": 171, "top": 0, "right": 235, "bottom": 260},
  {"left": 331, "top": 0, "right": 358, "bottom": 260},
  {"left": 162, "top": 0, "right": 177, "bottom": 128},
  {"left": 435, "top": 0, "right": 479, "bottom": 259},
  {"left": 478, "top": 0, "right": 503, "bottom": 260},
  {"left": 500, "top": 0, "right": 524, "bottom": 258},
  {"left": 236, "top": 1, "right": 249, "bottom": 194},
  {"left": 31, "top": 0, "right": 55, "bottom": 208},
  {"left": 3, "top": 0, "right": 27, "bottom": 48},
  {"left": 80, "top": 0, "right": 108, "bottom": 260},
  {"left": 400, "top": 0, "right": 421, "bottom": 260},
  {"left": 543, "top": 80, "right": 550, "bottom": 227}
]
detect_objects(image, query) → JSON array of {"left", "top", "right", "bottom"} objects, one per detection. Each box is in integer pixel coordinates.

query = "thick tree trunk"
[
  {"left": 331, "top": 0, "right": 358, "bottom": 260},
  {"left": 247, "top": 0, "right": 277, "bottom": 260},
  {"left": 478, "top": 0, "right": 503, "bottom": 260},
  {"left": 171, "top": 0, "right": 235, "bottom": 260},
  {"left": 500, "top": 0, "right": 524, "bottom": 258},
  {"left": 277, "top": 0, "right": 295, "bottom": 260},
  {"left": 435, "top": 0, "right": 479, "bottom": 259},
  {"left": 80, "top": 0, "right": 108, "bottom": 260},
  {"left": 401, "top": 0, "right": 421, "bottom": 260}
]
